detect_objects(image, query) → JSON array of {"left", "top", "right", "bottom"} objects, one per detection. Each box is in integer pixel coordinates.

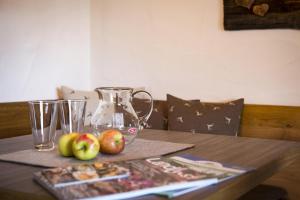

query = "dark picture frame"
[{"left": 223, "top": 0, "right": 300, "bottom": 30}]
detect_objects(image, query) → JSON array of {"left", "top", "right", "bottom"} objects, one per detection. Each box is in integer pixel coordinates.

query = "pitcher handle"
[{"left": 132, "top": 90, "right": 153, "bottom": 128}]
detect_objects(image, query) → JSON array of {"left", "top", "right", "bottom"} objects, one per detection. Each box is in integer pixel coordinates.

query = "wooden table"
[{"left": 0, "top": 129, "right": 299, "bottom": 200}]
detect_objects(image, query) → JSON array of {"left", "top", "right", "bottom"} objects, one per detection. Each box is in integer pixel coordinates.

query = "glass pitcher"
[{"left": 91, "top": 87, "right": 153, "bottom": 144}]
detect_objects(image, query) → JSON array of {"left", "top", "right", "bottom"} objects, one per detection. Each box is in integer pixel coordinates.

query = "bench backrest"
[{"left": 0, "top": 101, "right": 299, "bottom": 141}]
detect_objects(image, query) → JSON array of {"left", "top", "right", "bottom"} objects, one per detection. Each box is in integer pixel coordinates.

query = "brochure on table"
[{"left": 155, "top": 154, "right": 250, "bottom": 198}]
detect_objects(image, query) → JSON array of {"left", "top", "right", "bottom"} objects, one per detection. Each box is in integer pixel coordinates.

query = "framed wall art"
[{"left": 224, "top": 0, "right": 300, "bottom": 30}]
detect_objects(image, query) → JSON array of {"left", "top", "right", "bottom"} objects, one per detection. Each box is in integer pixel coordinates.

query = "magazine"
[
  {"left": 34, "top": 156, "right": 220, "bottom": 200},
  {"left": 155, "top": 154, "right": 251, "bottom": 198},
  {"left": 34, "top": 162, "right": 130, "bottom": 187}
]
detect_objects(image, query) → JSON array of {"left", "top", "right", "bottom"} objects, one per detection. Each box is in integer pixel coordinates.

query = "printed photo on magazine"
[
  {"left": 33, "top": 156, "right": 219, "bottom": 200},
  {"left": 155, "top": 154, "right": 253, "bottom": 198},
  {"left": 34, "top": 162, "right": 130, "bottom": 187}
]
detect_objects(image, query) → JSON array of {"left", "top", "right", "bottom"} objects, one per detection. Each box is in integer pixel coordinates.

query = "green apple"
[
  {"left": 72, "top": 133, "right": 100, "bottom": 160},
  {"left": 58, "top": 132, "right": 80, "bottom": 157}
]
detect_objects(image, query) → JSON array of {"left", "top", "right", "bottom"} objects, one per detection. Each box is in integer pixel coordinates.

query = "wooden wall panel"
[
  {"left": 240, "top": 104, "right": 300, "bottom": 141},
  {"left": 0, "top": 102, "right": 31, "bottom": 139}
]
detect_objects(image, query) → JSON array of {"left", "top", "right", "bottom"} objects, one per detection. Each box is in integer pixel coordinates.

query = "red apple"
[
  {"left": 99, "top": 129, "right": 125, "bottom": 154},
  {"left": 72, "top": 133, "right": 100, "bottom": 160}
]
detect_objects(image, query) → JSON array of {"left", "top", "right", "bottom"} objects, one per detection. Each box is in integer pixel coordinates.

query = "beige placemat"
[{"left": 0, "top": 138, "right": 194, "bottom": 168}]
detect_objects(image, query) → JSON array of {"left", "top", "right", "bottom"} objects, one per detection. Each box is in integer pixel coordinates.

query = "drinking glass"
[
  {"left": 28, "top": 100, "right": 58, "bottom": 151},
  {"left": 59, "top": 100, "right": 87, "bottom": 134}
]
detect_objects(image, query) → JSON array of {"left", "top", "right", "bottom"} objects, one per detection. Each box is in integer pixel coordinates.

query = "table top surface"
[{"left": 0, "top": 129, "right": 299, "bottom": 200}]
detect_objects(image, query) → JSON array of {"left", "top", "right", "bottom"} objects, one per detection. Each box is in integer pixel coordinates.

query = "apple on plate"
[
  {"left": 72, "top": 133, "right": 100, "bottom": 160},
  {"left": 99, "top": 129, "right": 125, "bottom": 154},
  {"left": 58, "top": 132, "right": 80, "bottom": 157}
]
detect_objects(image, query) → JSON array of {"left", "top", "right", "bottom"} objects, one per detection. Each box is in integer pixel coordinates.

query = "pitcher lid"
[{"left": 95, "top": 87, "right": 133, "bottom": 91}]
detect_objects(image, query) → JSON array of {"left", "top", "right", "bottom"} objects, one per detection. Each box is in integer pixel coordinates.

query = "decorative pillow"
[
  {"left": 167, "top": 94, "right": 244, "bottom": 136},
  {"left": 132, "top": 98, "right": 168, "bottom": 130},
  {"left": 60, "top": 86, "right": 99, "bottom": 126}
]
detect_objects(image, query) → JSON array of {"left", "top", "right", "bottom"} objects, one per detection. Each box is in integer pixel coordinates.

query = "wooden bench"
[
  {"left": 0, "top": 101, "right": 30, "bottom": 139},
  {"left": 1, "top": 101, "right": 299, "bottom": 141},
  {"left": 241, "top": 104, "right": 300, "bottom": 141}
]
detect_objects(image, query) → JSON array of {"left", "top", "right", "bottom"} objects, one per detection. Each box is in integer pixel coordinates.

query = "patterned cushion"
[
  {"left": 60, "top": 86, "right": 99, "bottom": 126},
  {"left": 132, "top": 98, "right": 168, "bottom": 130},
  {"left": 167, "top": 94, "right": 244, "bottom": 136}
]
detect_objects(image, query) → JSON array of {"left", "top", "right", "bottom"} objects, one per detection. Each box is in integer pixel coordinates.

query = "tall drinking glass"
[
  {"left": 28, "top": 100, "right": 58, "bottom": 151},
  {"left": 59, "top": 100, "right": 87, "bottom": 134}
]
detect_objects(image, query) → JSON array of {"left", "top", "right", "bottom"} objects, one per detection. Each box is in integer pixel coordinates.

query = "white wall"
[
  {"left": 0, "top": 0, "right": 90, "bottom": 102},
  {"left": 1, "top": 0, "right": 299, "bottom": 105},
  {"left": 90, "top": 0, "right": 300, "bottom": 106}
]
